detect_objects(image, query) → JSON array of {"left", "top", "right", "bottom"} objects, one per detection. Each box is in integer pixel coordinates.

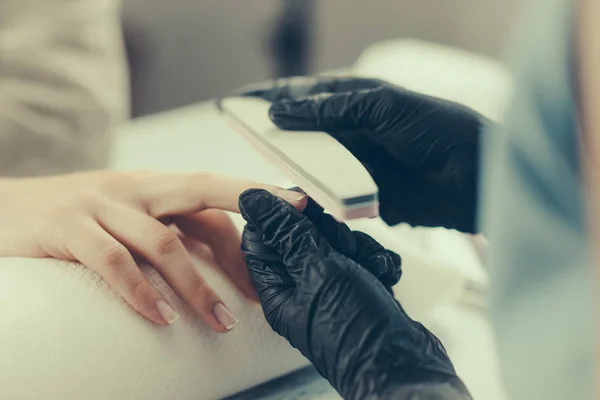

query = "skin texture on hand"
[
  {"left": 0, "top": 171, "right": 306, "bottom": 330},
  {"left": 239, "top": 189, "right": 471, "bottom": 399},
  {"left": 239, "top": 76, "right": 487, "bottom": 233}
]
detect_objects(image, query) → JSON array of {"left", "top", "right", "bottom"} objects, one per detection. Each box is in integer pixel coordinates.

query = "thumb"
[
  {"left": 268, "top": 88, "right": 383, "bottom": 132},
  {"left": 238, "top": 189, "right": 331, "bottom": 283}
]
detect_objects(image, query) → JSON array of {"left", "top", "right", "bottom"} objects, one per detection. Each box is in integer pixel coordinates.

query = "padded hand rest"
[{"left": 0, "top": 245, "right": 308, "bottom": 399}]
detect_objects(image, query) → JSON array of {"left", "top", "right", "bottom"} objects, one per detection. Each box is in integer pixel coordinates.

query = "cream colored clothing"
[{"left": 0, "top": 0, "right": 128, "bottom": 176}]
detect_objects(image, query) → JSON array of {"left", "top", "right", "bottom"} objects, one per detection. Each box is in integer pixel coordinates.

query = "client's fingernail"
[
  {"left": 214, "top": 302, "right": 238, "bottom": 330},
  {"left": 287, "top": 186, "right": 307, "bottom": 195},
  {"left": 277, "top": 189, "right": 307, "bottom": 204},
  {"left": 156, "top": 299, "right": 179, "bottom": 325}
]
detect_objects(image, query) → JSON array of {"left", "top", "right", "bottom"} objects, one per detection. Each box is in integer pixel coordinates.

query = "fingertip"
[
  {"left": 238, "top": 188, "right": 270, "bottom": 222},
  {"left": 284, "top": 186, "right": 309, "bottom": 212},
  {"left": 275, "top": 189, "right": 308, "bottom": 207},
  {"left": 292, "top": 196, "right": 308, "bottom": 212},
  {"left": 143, "top": 308, "right": 170, "bottom": 326},
  {"left": 122, "top": 278, "right": 173, "bottom": 326},
  {"left": 156, "top": 299, "right": 180, "bottom": 325},
  {"left": 213, "top": 302, "right": 238, "bottom": 331},
  {"left": 127, "top": 297, "right": 170, "bottom": 326},
  {"left": 238, "top": 188, "right": 302, "bottom": 223},
  {"left": 186, "top": 280, "right": 238, "bottom": 332},
  {"left": 198, "top": 304, "right": 235, "bottom": 334}
]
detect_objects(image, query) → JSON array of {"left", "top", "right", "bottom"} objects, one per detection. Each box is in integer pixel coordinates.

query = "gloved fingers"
[
  {"left": 239, "top": 188, "right": 329, "bottom": 282},
  {"left": 268, "top": 88, "right": 384, "bottom": 132},
  {"left": 245, "top": 257, "right": 295, "bottom": 332},
  {"left": 241, "top": 224, "right": 296, "bottom": 289},
  {"left": 300, "top": 197, "right": 354, "bottom": 250},
  {"left": 352, "top": 231, "right": 402, "bottom": 287},
  {"left": 301, "top": 198, "right": 401, "bottom": 288},
  {"left": 235, "top": 76, "right": 386, "bottom": 103},
  {"left": 245, "top": 257, "right": 294, "bottom": 297}
]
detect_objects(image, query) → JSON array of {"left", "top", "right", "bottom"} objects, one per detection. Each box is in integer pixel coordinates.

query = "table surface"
[
  {"left": 112, "top": 101, "right": 292, "bottom": 186},
  {"left": 112, "top": 101, "right": 506, "bottom": 400}
]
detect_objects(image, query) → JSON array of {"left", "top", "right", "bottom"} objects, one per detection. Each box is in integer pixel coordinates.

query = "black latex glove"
[
  {"left": 239, "top": 76, "right": 488, "bottom": 233},
  {"left": 239, "top": 189, "right": 471, "bottom": 400}
]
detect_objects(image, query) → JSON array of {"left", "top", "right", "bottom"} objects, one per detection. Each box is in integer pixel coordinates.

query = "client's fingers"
[
  {"left": 174, "top": 210, "right": 259, "bottom": 302},
  {"left": 65, "top": 218, "right": 174, "bottom": 326},
  {"left": 97, "top": 205, "right": 236, "bottom": 332},
  {"left": 137, "top": 172, "right": 307, "bottom": 217}
]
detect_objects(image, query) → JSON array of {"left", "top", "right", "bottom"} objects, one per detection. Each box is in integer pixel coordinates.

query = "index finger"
[
  {"left": 236, "top": 76, "right": 386, "bottom": 103},
  {"left": 139, "top": 173, "right": 307, "bottom": 218}
]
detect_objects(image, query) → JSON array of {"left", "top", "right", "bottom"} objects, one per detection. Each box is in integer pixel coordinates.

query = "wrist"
[
  {"left": 376, "top": 368, "right": 471, "bottom": 400},
  {"left": 342, "top": 332, "right": 468, "bottom": 400},
  {"left": 379, "top": 379, "right": 472, "bottom": 400}
]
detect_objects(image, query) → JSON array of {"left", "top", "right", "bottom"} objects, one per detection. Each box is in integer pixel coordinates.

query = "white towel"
[{"left": 0, "top": 249, "right": 309, "bottom": 400}]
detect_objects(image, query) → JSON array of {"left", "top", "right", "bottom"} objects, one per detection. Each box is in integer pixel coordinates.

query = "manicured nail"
[
  {"left": 156, "top": 299, "right": 179, "bottom": 325},
  {"left": 276, "top": 189, "right": 307, "bottom": 204},
  {"left": 213, "top": 302, "right": 238, "bottom": 330},
  {"left": 287, "top": 186, "right": 307, "bottom": 195}
]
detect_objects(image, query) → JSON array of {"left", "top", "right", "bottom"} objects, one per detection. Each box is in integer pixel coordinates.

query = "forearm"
[
  {"left": 0, "top": 0, "right": 128, "bottom": 176},
  {"left": 342, "top": 328, "right": 471, "bottom": 400},
  {"left": 345, "top": 370, "right": 471, "bottom": 400},
  {"left": 379, "top": 381, "right": 472, "bottom": 400}
]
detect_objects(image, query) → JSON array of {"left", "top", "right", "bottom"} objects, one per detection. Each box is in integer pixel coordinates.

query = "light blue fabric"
[{"left": 480, "top": 0, "right": 595, "bottom": 399}]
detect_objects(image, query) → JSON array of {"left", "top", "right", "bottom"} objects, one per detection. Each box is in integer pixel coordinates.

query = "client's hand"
[
  {"left": 0, "top": 171, "right": 306, "bottom": 330},
  {"left": 239, "top": 189, "right": 471, "bottom": 399}
]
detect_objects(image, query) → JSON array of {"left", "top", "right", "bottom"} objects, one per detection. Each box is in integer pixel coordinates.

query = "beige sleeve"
[
  {"left": 0, "top": 0, "right": 128, "bottom": 177},
  {"left": 577, "top": 0, "right": 600, "bottom": 390}
]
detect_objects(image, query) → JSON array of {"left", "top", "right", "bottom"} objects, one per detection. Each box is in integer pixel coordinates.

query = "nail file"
[{"left": 218, "top": 97, "right": 379, "bottom": 220}]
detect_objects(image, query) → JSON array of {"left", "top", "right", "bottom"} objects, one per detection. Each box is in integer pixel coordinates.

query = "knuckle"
[
  {"left": 47, "top": 204, "right": 76, "bottom": 225},
  {"left": 152, "top": 231, "right": 181, "bottom": 256},
  {"left": 181, "top": 171, "right": 214, "bottom": 204},
  {"left": 98, "top": 171, "right": 139, "bottom": 194},
  {"left": 101, "top": 245, "right": 131, "bottom": 270},
  {"left": 72, "top": 191, "right": 102, "bottom": 211},
  {"left": 188, "top": 171, "right": 214, "bottom": 188}
]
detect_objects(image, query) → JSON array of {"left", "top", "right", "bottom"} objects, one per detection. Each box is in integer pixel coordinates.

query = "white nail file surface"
[{"left": 220, "top": 97, "right": 379, "bottom": 220}]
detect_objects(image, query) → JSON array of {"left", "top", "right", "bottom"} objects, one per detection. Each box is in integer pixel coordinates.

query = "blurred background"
[{"left": 122, "top": 0, "right": 524, "bottom": 117}]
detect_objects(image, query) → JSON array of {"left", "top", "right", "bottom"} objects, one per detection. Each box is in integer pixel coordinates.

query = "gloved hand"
[
  {"left": 239, "top": 77, "right": 489, "bottom": 233},
  {"left": 239, "top": 189, "right": 471, "bottom": 400}
]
